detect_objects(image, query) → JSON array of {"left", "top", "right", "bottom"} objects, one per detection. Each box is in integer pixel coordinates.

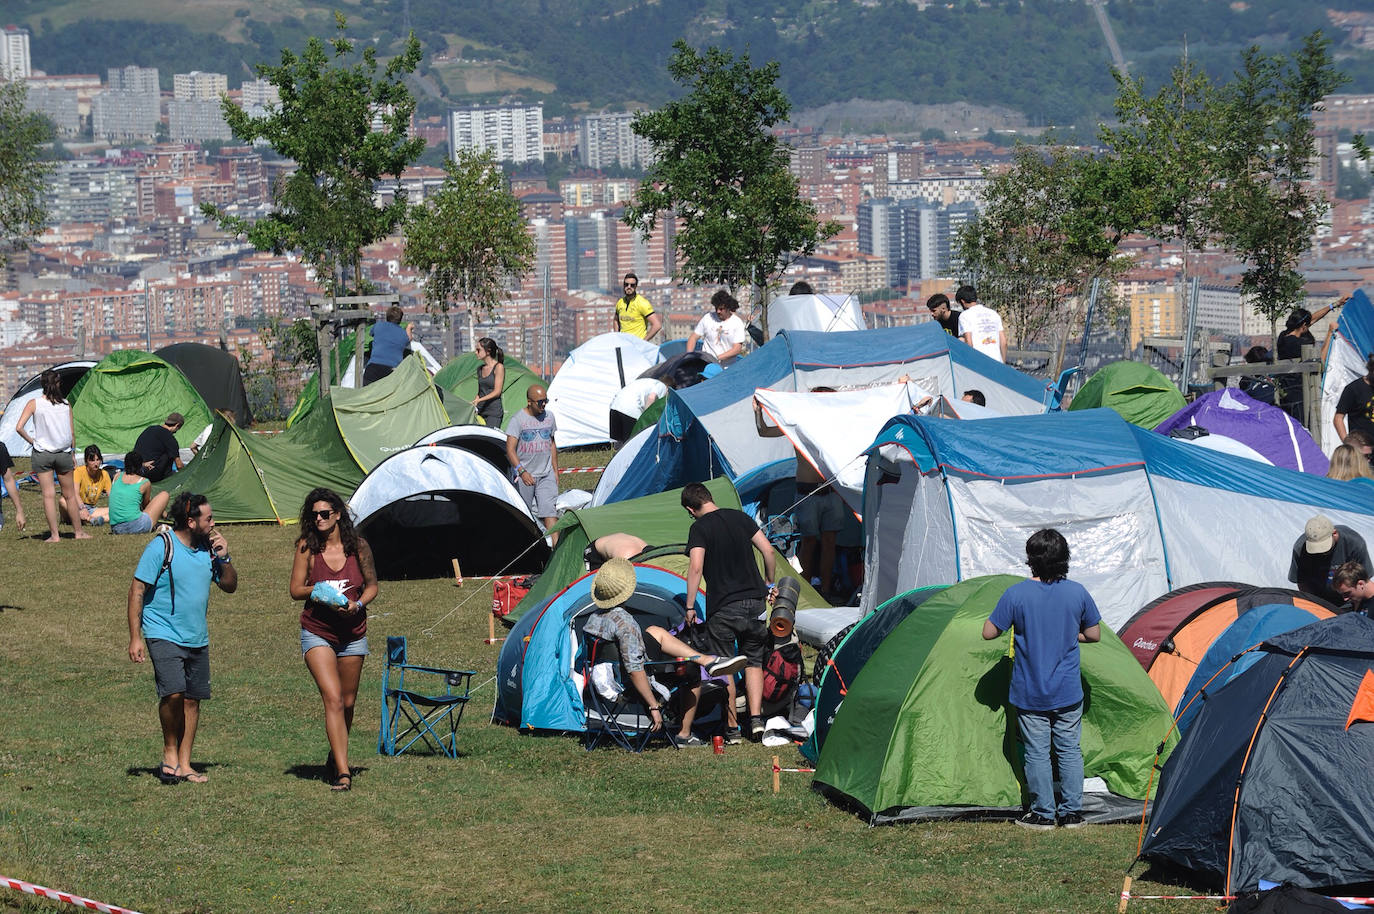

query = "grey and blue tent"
[{"left": 1139, "top": 613, "right": 1374, "bottom": 894}]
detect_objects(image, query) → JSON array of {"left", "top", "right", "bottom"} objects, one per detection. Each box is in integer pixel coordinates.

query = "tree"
[
  {"left": 1209, "top": 33, "right": 1348, "bottom": 331},
  {"left": 0, "top": 78, "right": 53, "bottom": 263},
  {"left": 402, "top": 147, "right": 535, "bottom": 321},
  {"left": 204, "top": 13, "right": 424, "bottom": 295},
  {"left": 956, "top": 143, "right": 1134, "bottom": 371},
  {"left": 623, "top": 41, "right": 838, "bottom": 309}
]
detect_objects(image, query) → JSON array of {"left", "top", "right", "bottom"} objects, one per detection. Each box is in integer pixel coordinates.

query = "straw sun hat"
[{"left": 592, "top": 557, "right": 638, "bottom": 609}]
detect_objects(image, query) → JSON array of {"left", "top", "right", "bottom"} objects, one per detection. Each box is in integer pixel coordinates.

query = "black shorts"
[
  {"left": 704, "top": 598, "right": 770, "bottom": 667},
  {"left": 147, "top": 639, "right": 211, "bottom": 700}
]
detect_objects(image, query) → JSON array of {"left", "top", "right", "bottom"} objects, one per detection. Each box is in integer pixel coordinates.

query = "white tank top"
[{"left": 31, "top": 397, "right": 72, "bottom": 452}]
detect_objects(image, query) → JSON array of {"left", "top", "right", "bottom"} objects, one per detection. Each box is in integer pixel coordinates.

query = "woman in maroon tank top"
[{"left": 289, "top": 487, "right": 378, "bottom": 791}]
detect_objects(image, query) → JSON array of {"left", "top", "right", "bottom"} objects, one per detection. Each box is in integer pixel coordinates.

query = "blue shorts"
[
  {"left": 300, "top": 628, "right": 369, "bottom": 658},
  {"left": 111, "top": 512, "right": 154, "bottom": 535}
]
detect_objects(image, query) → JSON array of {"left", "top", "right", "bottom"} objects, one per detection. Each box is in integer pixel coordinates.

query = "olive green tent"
[
  {"left": 503, "top": 476, "right": 828, "bottom": 625},
  {"left": 69, "top": 350, "right": 213, "bottom": 455},
  {"left": 285, "top": 326, "right": 443, "bottom": 428},
  {"left": 433, "top": 353, "right": 545, "bottom": 429},
  {"left": 813, "top": 575, "right": 1176, "bottom": 824},
  {"left": 1067, "top": 361, "right": 1186, "bottom": 429},
  {"left": 157, "top": 357, "right": 448, "bottom": 523}
]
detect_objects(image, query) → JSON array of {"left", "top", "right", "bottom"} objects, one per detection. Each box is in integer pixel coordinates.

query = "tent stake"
[
  {"left": 772, "top": 756, "right": 780, "bottom": 793},
  {"left": 451, "top": 558, "right": 463, "bottom": 587},
  {"left": 1118, "top": 876, "right": 1131, "bottom": 913},
  {"left": 485, "top": 612, "right": 503, "bottom": 645}
]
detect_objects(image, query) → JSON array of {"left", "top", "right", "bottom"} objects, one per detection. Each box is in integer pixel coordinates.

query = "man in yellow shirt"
[{"left": 613, "top": 273, "right": 662, "bottom": 340}]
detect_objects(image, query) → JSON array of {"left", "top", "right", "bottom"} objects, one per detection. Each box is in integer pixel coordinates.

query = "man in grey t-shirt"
[{"left": 506, "top": 383, "right": 560, "bottom": 537}]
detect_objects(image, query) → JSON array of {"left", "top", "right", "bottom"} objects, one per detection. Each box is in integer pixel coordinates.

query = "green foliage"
[
  {"left": 0, "top": 78, "right": 53, "bottom": 262},
  {"left": 1339, "top": 160, "right": 1372, "bottom": 200},
  {"left": 1209, "top": 32, "right": 1349, "bottom": 323},
  {"left": 240, "top": 317, "right": 318, "bottom": 420},
  {"left": 205, "top": 14, "right": 425, "bottom": 295},
  {"left": 957, "top": 144, "right": 1132, "bottom": 361},
  {"left": 624, "top": 41, "right": 838, "bottom": 296},
  {"left": 402, "top": 147, "right": 535, "bottom": 320}
]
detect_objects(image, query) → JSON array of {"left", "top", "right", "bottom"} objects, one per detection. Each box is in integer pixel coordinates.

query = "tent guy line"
[{"left": 421, "top": 533, "right": 551, "bottom": 637}]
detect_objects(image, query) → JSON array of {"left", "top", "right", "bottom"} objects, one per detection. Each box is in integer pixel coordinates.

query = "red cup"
[{"left": 712, "top": 735, "right": 724, "bottom": 754}]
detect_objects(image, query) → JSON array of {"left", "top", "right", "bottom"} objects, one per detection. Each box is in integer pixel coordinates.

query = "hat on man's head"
[
  {"left": 166, "top": 412, "right": 185, "bottom": 426},
  {"left": 1305, "top": 514, "right": 1336, "bottom": 554},
  {"left": 592, "top": 557, "right": 638, "bottom": 609}
]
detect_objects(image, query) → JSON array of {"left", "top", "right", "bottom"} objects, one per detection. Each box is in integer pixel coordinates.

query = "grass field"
[{"left": 0, "top": 455, "right": 1203, "bottom": 914}]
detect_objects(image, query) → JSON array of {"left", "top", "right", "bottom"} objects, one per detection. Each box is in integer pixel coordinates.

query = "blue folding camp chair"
[{"left": 378, "top": 636, "right": 475, "bottom": 759}]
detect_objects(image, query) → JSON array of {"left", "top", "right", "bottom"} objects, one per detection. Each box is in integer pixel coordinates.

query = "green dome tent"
[
  {"left": 813, "top": 575, "right": 1176, "bottom": 824},
  {"left": 157, "top": 357, "right": 448, "bottom": 523},
  {"left": 1067, "top": 361, "right": 1186, "bottom": 429},
  {"left": 70, "top": 350, "right": 213, "bottom": 455},
  {"left": 503, "top": 476, "right": 828, "bottom": 626},
  {"left": 433, "top": 352, "right": 545, "bottom": 429}
]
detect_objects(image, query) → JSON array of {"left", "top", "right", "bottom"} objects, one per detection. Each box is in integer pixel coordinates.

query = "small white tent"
[
  {"left": 1, "top": 361, "right": 96, "bottom": 457},
  {"left": 766, "top": 293, "right": 866, "bottom": 336},
  {"left": 348, "top": 446, "right": 550, "bottom": 579},
  {"left": 547, "top": 332, "right": 662, "bottom": 448},
  {"left": 412, "top": 424, "right": 509, "bottom": 473}
]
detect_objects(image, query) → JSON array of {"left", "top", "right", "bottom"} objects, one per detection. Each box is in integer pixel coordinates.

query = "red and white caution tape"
[
  {"left": 1121, "top": 889, "right": 1374, "bottom": 905},
  {"left": 2, "top": 875, "right": 144, "bottom": 914},
  {"left": 556, "top": 466, "right": 606, "bottom": 475}
]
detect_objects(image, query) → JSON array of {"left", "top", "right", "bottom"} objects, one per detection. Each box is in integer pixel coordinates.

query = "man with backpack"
[
  {"left": 126, "top": 492, "right": 237, "bottom": 784},
  {"left": 681, "top": 482, "right": 777, "bottom": 743}
]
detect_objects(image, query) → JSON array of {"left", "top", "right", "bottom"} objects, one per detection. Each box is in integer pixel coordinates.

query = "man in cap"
[
  {"left": 1289, "top": 514, "right": 1372, "bottom": 606},
  {"left": 134, "top": 413, "right": 186, "bottom": 482},
  {"left": 583, "top": 557, "right": 745, "bottom": 744}
]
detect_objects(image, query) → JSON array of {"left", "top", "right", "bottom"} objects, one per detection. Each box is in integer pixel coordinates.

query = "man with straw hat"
[{"left": 583, "top": 558, "right": 746, "bottom": 745}]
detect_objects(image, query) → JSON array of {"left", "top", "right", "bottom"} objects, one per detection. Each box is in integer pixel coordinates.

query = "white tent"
[
  {"left": 348, "top": 446, "right": 549, "bottom": 578},
  {"left": 1, "top": 360, "right": 97, "bottom": 457},
  {"left": 861, "top": 410, "right": 1374, "bottom": 632},
  {"left": 547, "top": 332, "right": 662, "bottom": 448},
  {"left": 412, "top": 424, "right": 509, "bottom": 473},
  {"left": 766, "top": 293, "right": 866, "bottom": 336},
  {"left": 1321, "top": 289, "right": 1373, "bottom": 455}
]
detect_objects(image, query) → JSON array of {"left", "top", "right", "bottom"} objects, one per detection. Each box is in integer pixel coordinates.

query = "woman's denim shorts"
[{"left": 300, "top": 628, "right": 369, "bottom": 658}]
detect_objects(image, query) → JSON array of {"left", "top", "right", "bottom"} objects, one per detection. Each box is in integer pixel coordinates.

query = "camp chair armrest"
[{"left": 400, "top": 663, "right": 476, "bottom": 677}]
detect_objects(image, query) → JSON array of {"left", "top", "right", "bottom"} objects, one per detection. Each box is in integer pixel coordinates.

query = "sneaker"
[
  {"left": 749, "top": 716, "right": 767, "bottom": 742},
  {"left": 1015, "top": 812, "right": 1056, "bottom": 831},
  {"left": 722, "top": 727, "right": 744, "bottom": 745},
  {"left": 677, "top": 735, "right": 708, "bottom": 747},
  {"left": 1057, "top": 811, "right": 1086, "bottom": 829},
  {"left": 707, "top": 654, "right": 747, "bottom": 677}
]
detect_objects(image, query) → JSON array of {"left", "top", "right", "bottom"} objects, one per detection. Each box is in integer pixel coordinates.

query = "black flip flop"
[{"left": 156, "top": 763, "right": 181, "bottom": 785}]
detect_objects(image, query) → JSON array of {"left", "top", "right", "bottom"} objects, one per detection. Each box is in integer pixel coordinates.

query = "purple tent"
[{"left": 1155, "top": 388, "right": 1329, "bottom": 475}]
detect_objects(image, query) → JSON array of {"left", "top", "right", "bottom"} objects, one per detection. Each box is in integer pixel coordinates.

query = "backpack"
[
  {"left": 150, "top": 528, "right": 177, "bottom": 614},
  {"left": 761, "top": 641, "right": 803, "bottom": 705}
]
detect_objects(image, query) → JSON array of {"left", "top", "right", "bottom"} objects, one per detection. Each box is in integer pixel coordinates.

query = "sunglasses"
[
  {"left": 311, "top": 509, "right": 336, "bottom": 520},
  {"left": 530, "top": 398, "right": 549, "bottom": 406},
  {"left": 623, "top": 282, "right": 637, "bottom": 289}
]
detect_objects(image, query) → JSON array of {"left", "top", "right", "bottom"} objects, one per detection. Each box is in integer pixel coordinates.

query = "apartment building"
[
  {"left": 450, "top": 103, "right": 544, "bottom": 164},
  {"left": 578, "top": 111, "right": 654, "bottom": 170}
]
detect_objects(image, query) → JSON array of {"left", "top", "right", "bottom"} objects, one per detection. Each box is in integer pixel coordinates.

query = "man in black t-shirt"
[
  {"left": 134, "top": 413, "right": 185, "bottom": 482},
  {"left": 1334, "top": 356, "right": 1374, "bottom": 445},
  {"left": 926, "top": 293, "right": 961, "bottom": 337},
  {"left": 1289, "top": 515, "right": 1372, "bottom": 606},
  {"left": 682, "top": 482, "right": 777, "bottom": 743}
]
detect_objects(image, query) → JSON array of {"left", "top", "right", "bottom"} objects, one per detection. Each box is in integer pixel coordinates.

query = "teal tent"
[{"left": 814, "top": 575, "right": 1176, "bottom": 823}]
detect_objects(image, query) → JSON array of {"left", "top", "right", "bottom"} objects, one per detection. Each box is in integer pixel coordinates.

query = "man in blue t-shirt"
[
  {"left": 126, "top": 492, "right": 237, "bottom": 784},
  {"left": 982, "top": 528, "right": 1101, "bottom": 830}
]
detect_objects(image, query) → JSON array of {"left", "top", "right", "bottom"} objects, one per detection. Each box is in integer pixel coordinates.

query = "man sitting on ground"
[
  {"left": 583, "top": 558, "right": 746, "bottom": 745},
  {"left": 134, "top": 413, "right": 185, "bottom": 483}
]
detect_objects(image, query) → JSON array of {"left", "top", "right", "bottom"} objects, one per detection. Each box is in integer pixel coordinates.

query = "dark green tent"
[
  {"left": 70, "top": 350, "right": 213, "bottom": 455},
  {"left": 1067, "top": 361, "right": 1186, "bottom": 429},
  {"left": 433, "top": 352, "right": 544, "bottom": 429},
  {"left": 157, "top": 357, "right": 447, "bottom": 522},
  {"left": 813, "top": 575, "right": 1176, "bottom": 823},
  {"left": 503, "top": 477, "right": 828, "bottom": 625},
  {"left": 155, "top": 342, "right": 254, "bottom": 427}
]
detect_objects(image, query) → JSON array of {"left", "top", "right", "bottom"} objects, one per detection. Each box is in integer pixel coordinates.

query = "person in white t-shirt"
[
  {"left": 686, "top": 289, "right": 748, "bottom": 366},
  {"left": 956, "top": 285, "right": 1007, "bottom": 363}
]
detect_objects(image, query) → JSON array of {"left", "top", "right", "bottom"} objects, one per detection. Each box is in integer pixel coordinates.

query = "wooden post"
[
  {"left": 772, "top": 756, "right": 781, "bottom": 793},
  {"left": 1118, "top": 876, "right": 1132, "bottom": 913},
  {"left": 485, "top": 612, "right": 501, "bottom": 645},
  {"left": 451, "top": 558, "right": 463, "bottom": 587}
]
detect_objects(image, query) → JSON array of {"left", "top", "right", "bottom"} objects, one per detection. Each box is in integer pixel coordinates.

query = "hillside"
[{"left": 12, "top": 0, "right": 1374, "bottom": 127}]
